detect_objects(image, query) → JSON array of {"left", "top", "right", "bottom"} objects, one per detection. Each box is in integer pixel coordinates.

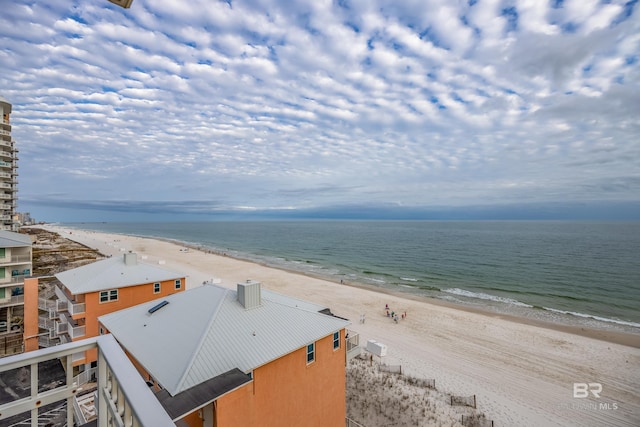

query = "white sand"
[{"left": 45, "top": 225, "right": 640, "bottom": 427}]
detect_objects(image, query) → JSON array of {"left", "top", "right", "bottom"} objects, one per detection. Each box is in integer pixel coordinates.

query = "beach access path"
[{"left": 43, "top": 225, "right": 640, "bottom": 427}]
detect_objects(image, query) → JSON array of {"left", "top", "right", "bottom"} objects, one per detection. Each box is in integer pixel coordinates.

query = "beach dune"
[{"left": 44, "top": 225, "right": 640, "bottom": 427}]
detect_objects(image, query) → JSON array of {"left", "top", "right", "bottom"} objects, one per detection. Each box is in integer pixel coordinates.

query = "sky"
[{"left": 1, "top": 0, "right": 639, "bottom": 222}]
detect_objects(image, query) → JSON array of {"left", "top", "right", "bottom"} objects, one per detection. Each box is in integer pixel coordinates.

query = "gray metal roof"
[
  {"left": 55, "top": 253, "right": 184, "bottom": 295},
  {"left": 99, "top": 284, "right": 350, "bottom": 396},
  {"left": 0, "top": 231, "right": 32, "bottom": 248}
]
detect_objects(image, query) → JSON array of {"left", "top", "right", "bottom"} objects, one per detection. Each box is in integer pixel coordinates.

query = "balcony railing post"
[
  {"left": 30, "top": 362, "right": 37, "bottom": 427},
  {"left": 66, "top": 354, "right": 74, "bottom": 426}
]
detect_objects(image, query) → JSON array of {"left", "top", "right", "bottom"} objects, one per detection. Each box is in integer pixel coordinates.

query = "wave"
[
  {"left": 481, "top": 286, "right": 597, "bottom": 303},
  {"left": 442, "top": 288, "right": 640, "bottom": 329},
  {"left": 400, "top": 277, "right": 419, "bottom": 282},
  {"left": 542, "top": 307, "right": 640, "bottom": 328},
  {"left": 442, "top": 288, "right": 533, "bottom": 308}
]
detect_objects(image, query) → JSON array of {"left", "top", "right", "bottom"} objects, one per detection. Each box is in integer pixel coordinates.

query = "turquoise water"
[{"left": 65, "top": 221, "right": 640, "bottom": 333}]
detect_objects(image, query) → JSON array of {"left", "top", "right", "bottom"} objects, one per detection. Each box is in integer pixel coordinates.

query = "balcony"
[
  {"left": 0, "top": 293, "right": 24, "bottom": 308},
  {"left": 0, "top": 254, "right": 31, "bottom": 264},
  {"left": 346, "top": 330, "right": 361, "bottom": 361},
  {"left": 58, "top": 312, "right": 86, "bottom": 340},
  {"left": 0, "top": 334, "right": 176, "bottom": 426},
  {"left": 0, "top": 275, "right": 29, "bottom": 286},
  {"left": 54, "top": 286, "right": 86, "bottom": 316}
]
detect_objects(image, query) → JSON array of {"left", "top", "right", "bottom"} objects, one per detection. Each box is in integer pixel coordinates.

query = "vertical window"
[
  {"left": 333, "top": 331, "right": 340, "bottom": 350},
  {"left": 99, "top": 291, "right": 109, "bottom": 302},
  {"left": 306, "top": 343, "right": 315, "bottom": 364},
  {"left": 175, "top": 279, "right": 181, "bottom": 290},
  {"left": 154, "top": 282, "right": 161, "bottom": 294}
]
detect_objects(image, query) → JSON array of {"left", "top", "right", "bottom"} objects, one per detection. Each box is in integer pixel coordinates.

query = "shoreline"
[
  {"left": 322, "top": 278, "right": 640, "bottom": 349},
  {"left": 39, "top": 224, "right": 640, "bottom": 426},
  {"left": 59, "top": 226, "right": 640, "bottom": 349}
]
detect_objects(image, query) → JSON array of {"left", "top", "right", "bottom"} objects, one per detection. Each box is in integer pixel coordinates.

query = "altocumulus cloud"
[{"left": 0, "top": 0, "right": 638, "bottom": 221}]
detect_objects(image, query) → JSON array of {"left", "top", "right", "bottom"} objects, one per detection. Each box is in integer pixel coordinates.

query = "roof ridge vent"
[{"left": 237, "top": 280, "right": 261, "bottom": 309}]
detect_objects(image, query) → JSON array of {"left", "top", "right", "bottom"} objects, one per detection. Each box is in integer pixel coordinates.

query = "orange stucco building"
[
  {"left": 25, "top": 252, "right": 186, "bottom": 368},
  {"left": 213, "top": 331, "right": 347, "bottom": 426},
  {"left": 100, "top": 281, "right": 352, "bottom": 426}
]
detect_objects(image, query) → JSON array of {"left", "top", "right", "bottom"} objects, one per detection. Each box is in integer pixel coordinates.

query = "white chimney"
[
  {"left": 124, "top": 252, "right": 138, "bottom": 266},
  {"left": 238, "top": 280, "right": 261, "bottom": 309}
]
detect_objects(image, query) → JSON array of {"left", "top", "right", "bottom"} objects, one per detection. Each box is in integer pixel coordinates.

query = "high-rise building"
[{"left": 0, "top": 96, "right": 18, "bottom": 232}]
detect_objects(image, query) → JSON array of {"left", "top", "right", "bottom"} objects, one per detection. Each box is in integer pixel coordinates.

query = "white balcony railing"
[
  {"left": 0, "top": 276, "right": 27, "bottom": 285},
  {"left": 0, "top": 254, "right": 31, "bottom": 264},
  {"left": 54, "top": 285, "right": 85, "bottom": 315},
  {"left": 69, "top": 324, "right": 86, "bottom": 340},
  {"left": 0, "top": 334, "right": 176, "bottom": 426},
  {"left": 0, "top": 293, "right": 23, "bottom": 307},
  {"left": 58, "top": 312, "right": 86, "bottom": 340},
  {"left": 69, "top": 301, "right": 86, "bottom": 315},
  {"left": 346, "top": 330, "right": 361, "bottom": 361}
]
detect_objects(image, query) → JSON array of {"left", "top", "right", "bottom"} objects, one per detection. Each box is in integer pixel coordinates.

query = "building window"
[
  {"left": 306, "top": 343, "right": 315, "bottom": 364},
  {"left": 100, "top": 289, "right": 118, "bottom": 303},
  {"left": 333, "top": 331, "right": 340, "bottom": 350},
  {"left": 154, "top": 282, "right": 161, "bottom": 294},
  {"left": 175, "top": 279, "right": 181, "bottom": 290}
]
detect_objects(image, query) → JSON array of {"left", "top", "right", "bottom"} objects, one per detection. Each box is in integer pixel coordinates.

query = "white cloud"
[{"left": 0, "top": 0, "right": 637, "bottom": 220}]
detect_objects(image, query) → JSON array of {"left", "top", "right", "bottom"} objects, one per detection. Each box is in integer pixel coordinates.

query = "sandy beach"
[{"left": 42, "top": 225, "right": 640, "bottom": 427}]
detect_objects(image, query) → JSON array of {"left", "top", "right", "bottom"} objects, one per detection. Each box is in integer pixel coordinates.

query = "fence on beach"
[
  {"left": 378, "top": 363, "right": 402, "bottom": 374},
  {"left": 461, "top": 414, "right": 494, "bottom": 427},
  {"left": 450, "top": 394, "right": 476, "bottom": 408},
  {"left": 352, "top": 349, "right": 496, "bottom": 426}
]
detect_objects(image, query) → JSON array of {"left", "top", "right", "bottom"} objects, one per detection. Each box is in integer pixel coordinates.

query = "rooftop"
[
  {"left": 55, "top": 252, "right": 184, "bottom": 294},
  {"left": 0, "top": 230, "right": 32, "bottom": 248},
  {"left": 99, "top": 282, "right": 350, "bottom": 397}
]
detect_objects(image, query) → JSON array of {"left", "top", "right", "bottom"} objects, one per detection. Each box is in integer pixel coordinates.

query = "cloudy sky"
[{"left": 1, "top": 0, "right": 639, "bottom": 221}]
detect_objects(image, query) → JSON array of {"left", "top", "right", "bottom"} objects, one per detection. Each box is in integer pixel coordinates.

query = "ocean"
[{"left": 64, "top": 220, "right": 640, "bottom": 333}]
